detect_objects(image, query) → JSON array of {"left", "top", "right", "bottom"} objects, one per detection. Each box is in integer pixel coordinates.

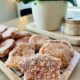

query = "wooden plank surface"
[
  {"left": 0, "top": 70, "right": 9, "bottom": 80},
  {"left": 0, "top": 61, "right": 21, "bottom": 80},
  {"left": 61, "top": 51, "right": 80, "bottom": 80}
]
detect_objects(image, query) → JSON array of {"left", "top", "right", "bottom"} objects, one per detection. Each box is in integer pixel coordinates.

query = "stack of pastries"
[{"left": 0, "top": 25, "right": 74, "bottom": 80}]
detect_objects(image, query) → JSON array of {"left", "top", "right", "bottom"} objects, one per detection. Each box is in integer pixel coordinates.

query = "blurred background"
[{"left": 0, "top": 0, "right": 80, "bottom": 23}]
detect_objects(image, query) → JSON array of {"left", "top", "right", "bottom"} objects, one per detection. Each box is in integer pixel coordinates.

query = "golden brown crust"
[
  {"left": 5, "top": 43, "right": 35, "bottom": 69},
  {"left": 48, "top": 40, "right": 72, "bottom": 48},
  {"left": 15, "top": 31, "right": 32, "bottom": 40},
  {"left": 2, "top": 27, "right": 18, "bottom": 40},
  {"left": 19, "top": 54, "right": 61, "bottom": 80},
  {"left": 40, "top": 40, "right": 74, "bottom": 68},
  {"left": 16, "top": 36, "right": 30, "bottom": 44},
  {"left": 0, "top": 39, "right": 15, "bottom": 58},
  {"left": 0, "top": 25, "right": 7, "bottom": 33},
  {"left": 48, "top": 40, "right": 74, "bottom": 58},
  {"left": 29, "top": 35, "right": 50, "bottom": 49}
]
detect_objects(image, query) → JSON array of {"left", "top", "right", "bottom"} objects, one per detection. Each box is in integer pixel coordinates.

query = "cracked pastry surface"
[
  {"left": 39, "top": 40, "right": 74, "bottom": 68},
  {"left": 5, "top": 43, "right": 35, "bottom": 69},
  {"left": 0, "top": 39, "right": 15, "bottom": 58},
  {"left": 29, "top": 34, "right": 50, "bottom": 49},
  {"left": 19, "top": 54, "right": 61, "bottom": 80}
]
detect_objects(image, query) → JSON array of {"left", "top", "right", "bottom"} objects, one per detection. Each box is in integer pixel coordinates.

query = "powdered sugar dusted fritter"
[
  {"left": 15, "top": 31, "right": 32, "bottom": 40},
  {"left": 29, "top": 34, "right": 50, "bottom": 49},
  {"left": 0, "top": 39, "right": 15, "bottom": 58},
  {"left": 40, "top": 40, "right": 74, "bottom": 68},
  {"left": 5, "top": 43, "right": 35, "bottom": 69},
  {"left": 19, "top": 54, "right": 61, "bottom": 80},
  {"left": 16, "top": 36, "right": 30, "bottom": 44},
  {"left": 2, "top": 27, "right": 18, "bottom": 39},
  {"left": 48, "top": 40, "right": 72, "bottom": 49},
  {"left": 0, "top": 25, "right": 7, "bottom": 33}
]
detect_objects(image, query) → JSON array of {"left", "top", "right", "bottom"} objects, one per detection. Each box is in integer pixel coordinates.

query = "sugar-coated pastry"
[
  {"left": 16, "top": 36, "right": 30, "bottom": 44},
  {"left": 0, "top": 25, "right": 7, "bottom": 33},
  {"left": 29, "top": 34, "right": 50, "bottom": 49},
  {"left": 2, "top": 27, "right": 18, "bottom": 39},
  {"left": 40, "top": 40, "right": 74, "bottom": 68},
  {"left": 0, "top": 39, "right": 15, "bottom": 58},
  {"left": 19, "top": 54, "right": 61, "bottom": 80},
  {"left": 48, "top": 40, "right": 72, "bottom": 49},
  {"left": 48, "top": 40, "right": 74, "bottom": 57},
  {"left": 5, "top": 43, "right": 35, "bottom": 69},
  {"left": 15, "top": 31, "right": 32, "bottom": 40}
]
